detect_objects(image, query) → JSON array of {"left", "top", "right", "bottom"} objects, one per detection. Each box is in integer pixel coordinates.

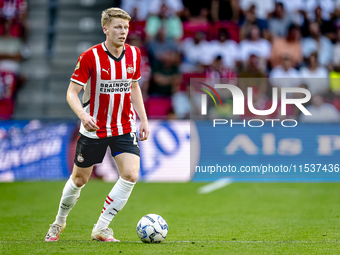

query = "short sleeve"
[
  {"left": 133, "top": 47, "right": 142, "bottom": 81},
  {"left": 70, "top": 51, "right": 92, "bottom": 86}
]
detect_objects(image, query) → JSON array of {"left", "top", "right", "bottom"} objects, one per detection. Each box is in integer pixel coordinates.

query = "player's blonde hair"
[{"left": 101, "top": 8, "right": 131, "bottom": 28}]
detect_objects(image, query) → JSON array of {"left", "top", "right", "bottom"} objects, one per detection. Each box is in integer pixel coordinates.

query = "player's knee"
[
  {"left": 72, "top": 176, "right": 88, "bottom": 187},
  {"left": 121, "top": 172, "right": 138, "bottom": 183}
]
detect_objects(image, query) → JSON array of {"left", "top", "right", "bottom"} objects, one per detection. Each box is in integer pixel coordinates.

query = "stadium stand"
[
  {"left": 7, "top": 0, "right": 340, "bottom": 122},
  {"left": 0, "top": 0, "right": 27, "bottom": 119},
  {"left": 14, "top": 0, "right": 114, "bottom": 119}
]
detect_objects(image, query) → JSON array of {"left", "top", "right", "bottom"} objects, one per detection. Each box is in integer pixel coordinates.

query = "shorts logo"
[
  {"left": 127, "top": 66, "right": 134, "bottom": 74},
  {"left": 77, "top": 154, "right": 84, "bottom": 163}
]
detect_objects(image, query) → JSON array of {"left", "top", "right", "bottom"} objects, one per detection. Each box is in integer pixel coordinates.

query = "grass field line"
[
  {"left": 1, "top": 240, "right": 340, "bottom": 244},
  {"left": 197, "top": 178, "right": 233, "bottom": 194}
]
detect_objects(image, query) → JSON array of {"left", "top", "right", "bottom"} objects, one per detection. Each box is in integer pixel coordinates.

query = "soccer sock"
[
  {"left": 53, "top": 178, "right": 84, "bottom": 225},
  {"left": 95, "top": 177, "right": 135, "bottom": 231}
]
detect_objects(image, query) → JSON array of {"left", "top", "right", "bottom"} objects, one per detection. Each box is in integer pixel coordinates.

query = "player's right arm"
[{"left": 66, "top": 81, "right": 99, "bottom": 132}]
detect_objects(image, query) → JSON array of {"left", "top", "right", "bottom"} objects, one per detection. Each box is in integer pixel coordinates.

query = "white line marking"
[
  {"left": 1, "top": 240, "right": 339, "bottom": 244},
  {"left": 197, "top": 178, "right": 233, "bottom": 194}
]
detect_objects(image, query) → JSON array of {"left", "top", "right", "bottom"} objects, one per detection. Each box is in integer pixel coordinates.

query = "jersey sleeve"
[
  {"left": 70, "top": 51, "right": 92, "bottom": 86},
  {"left": 132, "top": 47, "right": 142, "bottom": 82}
]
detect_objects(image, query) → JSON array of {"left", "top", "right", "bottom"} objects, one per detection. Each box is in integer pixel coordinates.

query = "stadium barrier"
[
  {"left": 0, "top": 120, "right": 191, "bottom": 182},
  {"left": 2, "top": 120, "right": 340, "bottom": 182},
  {"left": 0, "top": 120, "right": 76, "bottom": 182}
]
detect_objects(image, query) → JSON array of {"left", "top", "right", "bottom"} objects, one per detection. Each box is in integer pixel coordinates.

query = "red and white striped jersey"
[{"left": 70, "top": 42, "right": 141, "bottom": 139}]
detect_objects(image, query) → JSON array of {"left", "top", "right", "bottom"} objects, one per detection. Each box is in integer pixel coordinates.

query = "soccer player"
[{"left": 44, "top": 8, "right": 149, "bottom": 242}]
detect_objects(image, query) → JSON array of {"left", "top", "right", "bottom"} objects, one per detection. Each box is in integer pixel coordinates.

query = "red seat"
[
  {"left": 128, "top": 20, "right": 146, "bottom": 40},
  {"left": 332, "top": 97, "right": 340, "bottom": 112},
  {"left": 181, "top": 72, "right": 205, "bottom": 91},
  {"left": 0, "top": 70, "right": 18, "bottom": 120},
  {"left": 182, "top": 21, "right": 209, "bottom": 39},
  {"left": 0, "top": 18, "right": 23, "bottom": 38},
  {"left": 144, "top": 96, "right": 172, "bottom": 119},
  {"left": 209, "top": 21, "right": 240, "bottom": 42}
]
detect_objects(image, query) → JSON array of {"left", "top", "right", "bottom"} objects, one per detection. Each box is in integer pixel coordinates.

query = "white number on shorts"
[{"left": 130, "top": 132, "right": 139, "bottom": 147}]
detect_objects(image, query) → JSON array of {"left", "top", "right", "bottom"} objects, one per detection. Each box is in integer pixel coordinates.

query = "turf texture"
[{"left": 0, "top": 181, "right": 340, "bottom": 254}]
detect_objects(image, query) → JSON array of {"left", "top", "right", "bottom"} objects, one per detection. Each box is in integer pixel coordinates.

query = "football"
[{"left": 136, "top": 214, "right": 168, "bottom": 243}]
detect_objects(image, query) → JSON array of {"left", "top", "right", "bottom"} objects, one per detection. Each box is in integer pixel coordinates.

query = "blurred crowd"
[
  {"left": 0, "top": 0, "right": 27, "bottom": 120},
  {"left": 123, "top": 0, "right": 340, "bottom": 122},
  {"left": 3, "top": 0, "right": 340, "bottom": 123}
]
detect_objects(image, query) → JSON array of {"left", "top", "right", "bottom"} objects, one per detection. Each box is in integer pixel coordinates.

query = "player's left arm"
[{"left": 131, "top": 81, "right": 149, "bottom": 141}]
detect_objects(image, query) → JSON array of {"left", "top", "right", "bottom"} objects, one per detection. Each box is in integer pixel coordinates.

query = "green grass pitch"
[{"left": 0, "top": 181, "right": 340, "bottom": 254}]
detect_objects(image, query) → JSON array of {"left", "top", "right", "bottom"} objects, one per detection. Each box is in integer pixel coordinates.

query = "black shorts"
[{"left": 74, "top": 132, "right": 140, "bottom": 168}]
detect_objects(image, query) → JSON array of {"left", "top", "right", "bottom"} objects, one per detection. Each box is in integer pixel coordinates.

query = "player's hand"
[
  {"left": 80, "top": 112, "right": 99, "bottom": 132},
  {"left": 139, "top": 120, "right": 149, "bottom": 141}
]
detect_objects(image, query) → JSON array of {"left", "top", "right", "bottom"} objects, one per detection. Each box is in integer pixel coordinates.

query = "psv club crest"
[
  {"left": 77, "top": 154, "right": 84, "bottom": 163},
  {"left": 127, "top": 65, "right": 134, "bottom": 74}
]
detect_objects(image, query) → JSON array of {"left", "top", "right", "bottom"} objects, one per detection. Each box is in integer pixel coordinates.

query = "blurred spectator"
[
  {"left": 211, "top": 0, "right": 239, "bottom": 22},
  {"left": 179, "top": 31, "right": 210, "bottom": 73},
  {"left": 300, "top": 52, "right": 329, "bottom": 95},
  {"left": 0, "top": 0, "right": 27, "bottom": 41},
  {"left": 121, "top": 0, "right": 152, "bottom": 21},
  {"left": 185, "top": 7, "right": 209, "bottom": 24},
  {"left": 239, "top": 0, "right": 275, "bottom": 20},
  {"left": 269, "top": 54, "right": 301, "bottom": 88},
  {"left": 239, "top": 24, "right": 271, "bottom": 72},
  {"left": 128, "top": 33, "right": 151, "bottom": 99},
  {"left": 181, "top": 0, "right": 211, "bottom": 20},
  {"left": 0, "top": 19, "right": 25, "bottom": 119},
  {"left": 205, "top": 28, "right": 238, "bottom": 68},
  {"left": 148, "top": 51, "right": 180, "bottom": 96},
  {"left": 203, "top": 55, "right": 237, "bottom": 84},
  {"left": 302, "top": 6, "right": 337, "bottom": 41},
  {"left": 172, "top": 81, "right": 190, "bottom": 119},
  {"left": 181, "top": 7, "right": 210, "bottom": 39},
  {"left": 0, "top": 69, "right": 21, "bottom": 119},
  {"left": 239, "top": 54, "right": 266, "bottom": 79},
  {"left": 146, "top": 27, "right": 177, "bottom": 68},
  {"left": 300, "top": 94, "right": 340, "bottom": 122},
  {"left": 268, "top": 2, "right": 294, "bottom": 37},
  {"left": 0, "top": 19, "right": 23, "bottom": 64},
  {"left": 335, "top": 0, "right": 340, "bottom": 17},
  {"left": 270, "top": 24, "right": 302, "bottom": 68},
  {"left": 332, "top": 29, "right": 340, "bottom": 67},
  {"left": 314, "top": 6, "right": 336, "bottom": 41},
  {"left": 278, "top": 0, "right": 303, "bottom": 15},
  {"left": 276, "top": 0, "right": 305, "bottom": 26},
  {"left": 172, "top": 87, "right": 190, "bottom": 119},
  {"left": 145, "top": 3, "right": 183, "bottom": 41},
  {"left": 145, "top": 51, "right": 181, "bottom": 118},
  {"left": 303, "top": 0, "right": 335, "bottom": 21},
  {"left": 148, "top": 0, "right": 184, "bottom": 16},
  {"left": 238, "top": 54, "right": 267, "bottom": 95},
  {"left": 240, "top": 4, "right": 270, "bottom": 41},
  {"left": 302, "top": 21, "right": 333, "bottom": 67},
  {"left": 0, "top": 0, "right": 27, "bottom": 20}
]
